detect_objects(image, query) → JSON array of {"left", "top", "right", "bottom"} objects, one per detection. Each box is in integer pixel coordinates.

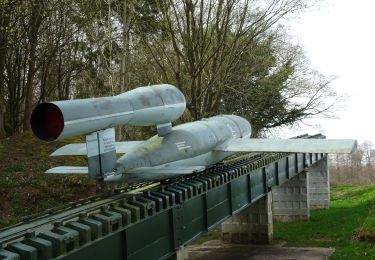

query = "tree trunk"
[
  {"left": 119, "top": 0, "right": 130, "bottom": 93},
  {"left": 23, "top": 2, "right": 43, "bottom": 131},
  {"left": 0, "top": 99, "right": 5, "bottom": 138},
  {"left": 117, "top": 0, "right": 131, "bottom": 141},
  {"left": 0, "top": 4, "right": 9, "bottom": 138}
]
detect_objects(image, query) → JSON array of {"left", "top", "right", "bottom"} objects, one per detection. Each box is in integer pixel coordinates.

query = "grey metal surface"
[
  {"left": 215, "top": 138, "right": 357, "bottom": 154},
  {"left": 51, "top": 141, "right": 144, "bottom": 156},
  {"left": 86, "top": 128, "right": 117, "bottom": 179},
  {"left": 31, "top": 84, "right": 186, "bottom": 141},
  {"left": 45, "top": 166, "right": 88, "bottom": 174},
  {"left": 115, "top": 115, "right": 251, "bottom": 174},
  {"left": 46, "top": 166, "right": 206, "bottom": 181}
]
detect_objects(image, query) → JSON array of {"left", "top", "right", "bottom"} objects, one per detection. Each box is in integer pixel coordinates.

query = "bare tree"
[
  {"left": 330, "top": 142, "right": 375, "bottom": 184},
  {"left": 0, "top": 0, "right": 12, "bottom": 138},
  {"left": 361, "top": 141, "right": 373, "bottom": 166},
  {"left": 132, "top": 0, "right": 337, "bottom": 132},
  {"left": 22, "top": 1, "right": 45, "bottom": 131}
]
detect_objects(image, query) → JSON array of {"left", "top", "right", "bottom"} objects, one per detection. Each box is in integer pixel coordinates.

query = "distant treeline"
[{"left": 330, "top": 141, "right": 375, "bottom": 184}]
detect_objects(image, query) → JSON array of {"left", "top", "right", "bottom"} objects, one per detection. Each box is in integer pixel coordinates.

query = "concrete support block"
[
  {"left": 169, "top": 246, "right": 188, "bottom": 260},
  {"left": 221, "top": 191, "right": 273, "bottom": 244},
  {"left": 273, "top": 171, "right": 310, "bottom": 222},
  {"left": 309, "top": 157, "right": 330, "bottom": 209}
]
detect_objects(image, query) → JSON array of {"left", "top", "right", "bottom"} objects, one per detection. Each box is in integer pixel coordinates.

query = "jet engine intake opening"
[{"left": 31, "top": 103, "right": 64, "bottom": 142}]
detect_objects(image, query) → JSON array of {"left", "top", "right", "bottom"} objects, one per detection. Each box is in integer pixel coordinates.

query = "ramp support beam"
[
  {"left": 273, "top": 171, "right": 310, "bottom": 222},
  {"left": 221, "top": 191, "right": 273, "bottom": 244},
  {"left": 309, "top": 157, "right": 330, "bottom": 209},
  {"left": 168, "top": 246, "right": 188, "bottom": 260}
]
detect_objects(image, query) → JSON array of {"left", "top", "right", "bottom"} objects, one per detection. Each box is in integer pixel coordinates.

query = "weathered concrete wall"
[
  {"left": 221, "top": 191, "right": 273, "bottom": 244},
  {"left": 309, "top": 157, "right": 330, "bottom": 209},
  {"left": 169, "top": 246, "right": 188, "bottom": 260},
  {"left": 273, "top": 172, "right": 310, "bottom": 222}
]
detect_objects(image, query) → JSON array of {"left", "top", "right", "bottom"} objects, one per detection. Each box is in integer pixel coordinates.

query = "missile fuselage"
[
  {"left": 31, "top": 84, "right": 186, "bottom": 141},
  {"left": 110, "top": 115, "right": 251, "bottom": 182}
]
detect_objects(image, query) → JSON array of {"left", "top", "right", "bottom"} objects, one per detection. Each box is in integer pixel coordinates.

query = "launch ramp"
[{"left": 0, "top": 135, "right": 328, "bottom": 260}]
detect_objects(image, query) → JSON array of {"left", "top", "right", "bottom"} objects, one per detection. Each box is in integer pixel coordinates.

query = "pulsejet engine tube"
[{"left": 31, "top": 84, "right": 186, "bottom": 141}]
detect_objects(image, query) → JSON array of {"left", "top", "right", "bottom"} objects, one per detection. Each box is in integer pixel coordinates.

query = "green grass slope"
[
  {"left": 0, "top": 132, "right": 95, "bottom": 228},
  {"left": 274, "top": 185, "right": 375, "bottom": 259}
]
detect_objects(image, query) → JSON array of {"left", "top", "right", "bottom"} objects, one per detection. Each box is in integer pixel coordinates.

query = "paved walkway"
[{"left": 187, "top": 240, "right": 334, "bottom": 260}]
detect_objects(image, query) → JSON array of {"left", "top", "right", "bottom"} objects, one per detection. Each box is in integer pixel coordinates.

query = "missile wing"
[
  {"left": 46, "top": 165, "right": 205, "bottom": 183},
  {"left": 51, "top": 141, "right": 144, "bottom": 156},
  {"left": 214, "top": 138, "right": 357, "bottom": 154},
  {"left": 46, "top": 166, "right": 88, "bottom": 174}
]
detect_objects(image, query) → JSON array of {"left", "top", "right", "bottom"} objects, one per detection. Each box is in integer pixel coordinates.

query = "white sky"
[{"left": 278, "top": 0, "right": 375, "bottom": 145}]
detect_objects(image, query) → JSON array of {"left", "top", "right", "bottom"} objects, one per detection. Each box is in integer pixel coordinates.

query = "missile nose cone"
[{"left": 31, "top": 103, "right": 64, "bottom": 142}]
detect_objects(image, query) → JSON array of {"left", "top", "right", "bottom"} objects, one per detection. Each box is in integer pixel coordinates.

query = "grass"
[
  {"left": 274, "top": 185, "right": 375, "bottom": 259},
  {"left": 0, "top": 132, "right": 96, "bottom": 228},
  {"left": 357, "top": 192, "right": 375, "bottom": 242}
]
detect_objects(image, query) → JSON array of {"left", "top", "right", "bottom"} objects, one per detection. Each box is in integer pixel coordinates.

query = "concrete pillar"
[
  {"left": 221, "top": 191, "right": 273, "bottom": 244},
  {"left": 309, "top": 157, "right": 330, "bottom": 209},
  {"left": 273, "top": 171, "right": 310, "bottom": 222},
  {"left": 169, "top": 246, "right": 188, "bottom": 260}
]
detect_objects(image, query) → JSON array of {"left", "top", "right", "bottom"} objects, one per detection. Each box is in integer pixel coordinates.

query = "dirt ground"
[{"left": 187, "top": 240, "right": 334, "bottom": 260}]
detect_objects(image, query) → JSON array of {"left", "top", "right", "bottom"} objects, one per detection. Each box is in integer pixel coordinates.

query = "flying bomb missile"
[{"left": 31, "top": 84, "right": 357, "bottom": 183}]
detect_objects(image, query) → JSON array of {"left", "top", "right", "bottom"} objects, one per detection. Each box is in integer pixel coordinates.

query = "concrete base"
[
  {"left": 273, "top": 172, "right": 310, "bottom": 222},
  {"left": 169, "top": 246, "right": 188, "bottom": 260},
  {"left": 221, "top": 191, "right": 273, "bottom": 244},
  {"left": 309, "top": 158, "right": 330, "bottom": 209}
]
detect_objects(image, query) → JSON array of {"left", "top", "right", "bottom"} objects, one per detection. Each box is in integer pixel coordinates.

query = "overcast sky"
[{"left": 278, "top": 0, "right": 375, "bottom": 145}]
